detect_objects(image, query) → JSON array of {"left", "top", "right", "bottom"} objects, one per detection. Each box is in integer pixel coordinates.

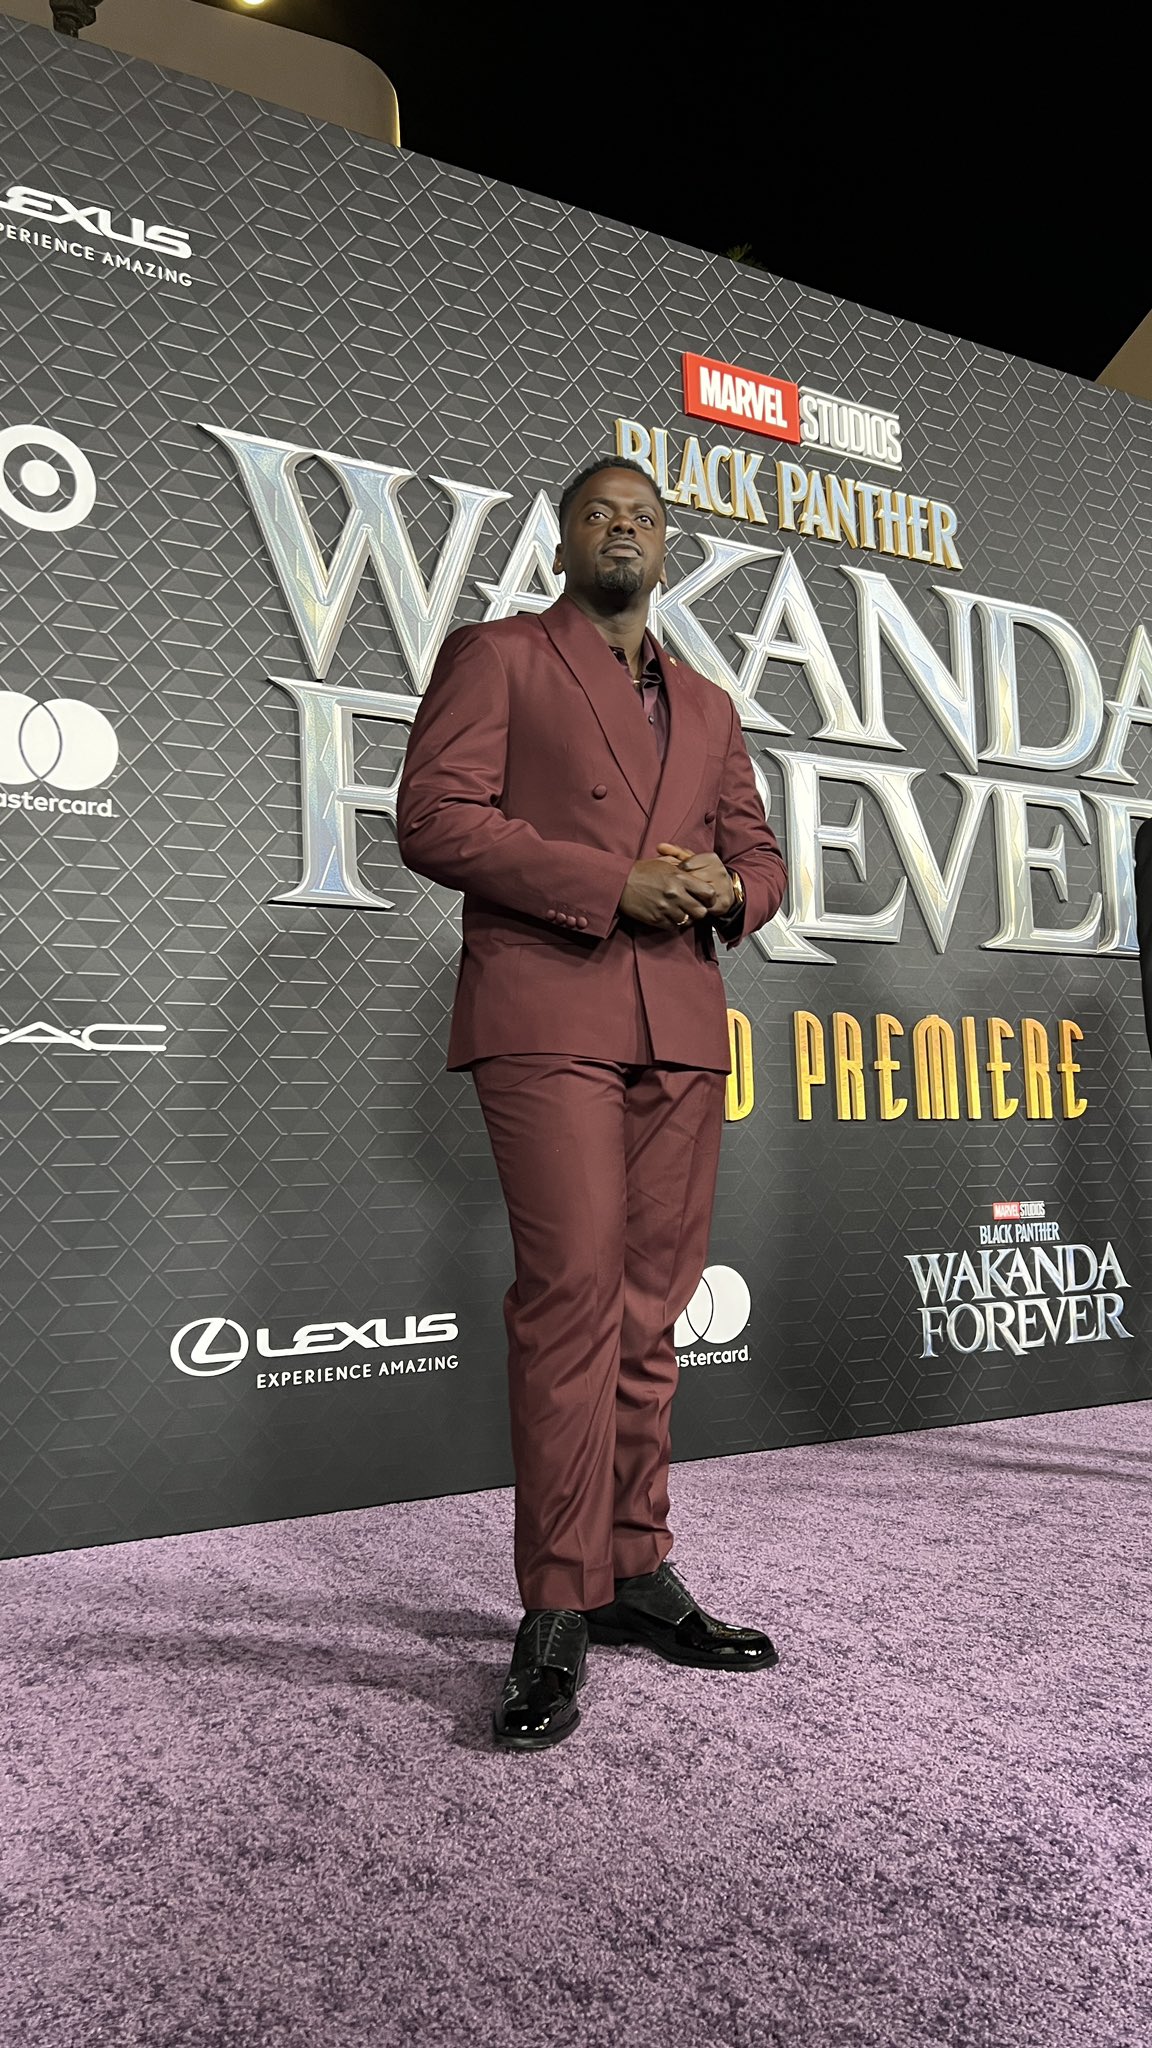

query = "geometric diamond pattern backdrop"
[{"left": 1, "top": 17, "right": 1150, "bottom": 1560}]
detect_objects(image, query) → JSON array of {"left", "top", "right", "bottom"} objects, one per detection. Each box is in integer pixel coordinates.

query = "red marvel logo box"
[{"left": 682, "top": 352, "right": 800, "bottom": 442}]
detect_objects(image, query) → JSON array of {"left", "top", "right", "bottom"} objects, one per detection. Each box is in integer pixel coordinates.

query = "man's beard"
[{"left": 593, "top": 557, "right": 645, "bottom": 605}]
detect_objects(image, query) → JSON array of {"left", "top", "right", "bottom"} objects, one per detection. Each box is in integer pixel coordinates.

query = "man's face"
[{"left": 554, "top": 469, "right": 666, "bottom": 607}]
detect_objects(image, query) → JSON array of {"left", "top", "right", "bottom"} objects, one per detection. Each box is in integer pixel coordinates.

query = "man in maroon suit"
[{"left": 397, "top": 459, "right": 788, "bottom": 1749}]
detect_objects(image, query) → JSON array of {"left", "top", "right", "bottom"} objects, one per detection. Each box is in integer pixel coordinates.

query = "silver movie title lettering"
[{"left": 201, "top": 432, "right": 1152, "bottom": 957}]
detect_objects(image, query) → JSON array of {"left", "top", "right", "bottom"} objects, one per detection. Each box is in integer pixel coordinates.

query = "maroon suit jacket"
[{"left": 396, "top": 596, "right": 787, "bottom": 1070}]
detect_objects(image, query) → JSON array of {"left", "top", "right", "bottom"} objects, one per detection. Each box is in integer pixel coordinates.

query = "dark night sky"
[{"left": 197, "top": 0, "right": 1148, "bottom": 384}]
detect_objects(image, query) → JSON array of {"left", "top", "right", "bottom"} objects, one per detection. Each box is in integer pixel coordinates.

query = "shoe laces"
[
  {"left": 617, "top": 1560, "right": 696, "bottom": 1623},
  {"left": 518, "top": 1608, "right": 586, "bottom": 1673},
  {"left": 653, "top": 1561, "right": 691, "bottom": 1603}
]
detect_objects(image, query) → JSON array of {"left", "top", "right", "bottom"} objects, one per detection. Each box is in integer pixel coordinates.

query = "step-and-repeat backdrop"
[{"left": 2, "top": 16, "right": 1150, "bottom": 1559}]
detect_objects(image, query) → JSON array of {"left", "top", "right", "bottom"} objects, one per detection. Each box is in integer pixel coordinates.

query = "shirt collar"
[{"left": 609, "top": 635, "right": 662, "bottom": 684}]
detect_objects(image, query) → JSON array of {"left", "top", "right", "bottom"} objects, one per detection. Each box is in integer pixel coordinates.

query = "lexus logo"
[
  {"left": 171, "top": 1318, "right": 250, "bottom": 1377},
  {"left": 0, "top": 696, "right": 118, "bottom": 792},
  {"left": 0, "top": 425, "right": 96, "bottom": 532},
  {"left": 0, "top": 184, "right": 192, "bottom": 261},
  {"left": 170, "top": 1307, "right": 461, "bottom": 1377},
  {"left": 674, "top": 1265, "right": 752, "bottom": 1348}
]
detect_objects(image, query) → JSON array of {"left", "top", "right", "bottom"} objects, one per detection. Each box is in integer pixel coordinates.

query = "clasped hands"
[{"left": 618, "top": 842, "right": 735, "bottom": 930}]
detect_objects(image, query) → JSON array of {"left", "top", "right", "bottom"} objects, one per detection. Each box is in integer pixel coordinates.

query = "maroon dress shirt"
[{"left": 610, "top": 638, "right": 669, "bottom": 761}]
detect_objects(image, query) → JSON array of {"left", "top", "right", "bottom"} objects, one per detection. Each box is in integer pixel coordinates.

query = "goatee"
[{"left": 593, "top": 558, "right": 644, "bottom": 604}]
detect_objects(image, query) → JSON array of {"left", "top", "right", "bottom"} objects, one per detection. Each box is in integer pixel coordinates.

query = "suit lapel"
[
  {"left": 540, "top": 597, "right": 660, "bottom": 814},
  {"left": 642, "top": 638, "right": 710, "bottom": 855}
]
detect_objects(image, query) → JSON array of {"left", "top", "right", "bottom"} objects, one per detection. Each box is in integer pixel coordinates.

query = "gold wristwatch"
[{"left": 717, "top": 868, "right": 744, "bottom": 924}]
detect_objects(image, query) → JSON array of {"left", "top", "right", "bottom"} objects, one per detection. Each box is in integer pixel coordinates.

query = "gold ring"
[{"left": 678, "top": 913, "right": 691, "bottom": 926}]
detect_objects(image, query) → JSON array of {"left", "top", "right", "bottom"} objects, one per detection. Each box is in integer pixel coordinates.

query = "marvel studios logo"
[{"left": 992, "top": 1201, "right": 1047, "bottom": 1222}]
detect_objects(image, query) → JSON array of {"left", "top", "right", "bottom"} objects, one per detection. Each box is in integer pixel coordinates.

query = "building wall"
[
  {"left": 0, "top": 0, "right": 400, "bottom": 144},
  {"left": 1, "top": 14, "right": 1150, "bottom": 1559},
  {"left": 1098, "top": 311, "right": 1152, "bottom": 406}
]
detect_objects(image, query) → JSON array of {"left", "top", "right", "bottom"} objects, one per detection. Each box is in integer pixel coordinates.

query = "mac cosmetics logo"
[
  {"left": 0, "top": 184, "right": 193, "bottom": 260},
  {"left": 0, "top": 1021, "right": 169, "bottom": 1054}
]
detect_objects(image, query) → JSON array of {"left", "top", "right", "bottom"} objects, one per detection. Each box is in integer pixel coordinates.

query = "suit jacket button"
[
  {"left": 705, "top": 809, "right": 716, "bottom": 824},
  {"left": 592, "top": 784, "right": 607, "bottom": 798},
  {"left": 576, "top": 915, "right": 588, "bottom": 928},
  {"left": 546, "top": 908, "right": 557, "bottom": 920}
]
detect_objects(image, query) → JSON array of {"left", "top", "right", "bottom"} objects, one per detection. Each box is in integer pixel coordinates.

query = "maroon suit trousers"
[{"left": 472, "top": 1054, "right": 726, "bottom": 1612}]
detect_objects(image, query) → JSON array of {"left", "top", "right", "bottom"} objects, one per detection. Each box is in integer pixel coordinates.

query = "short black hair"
[{"left": 557, "top": 457, "right": 665, "bottom": 534}]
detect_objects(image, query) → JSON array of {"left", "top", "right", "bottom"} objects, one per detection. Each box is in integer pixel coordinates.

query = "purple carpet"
[{"left": 2, "top": 1402, "right": 1149, "bottom": 2048}]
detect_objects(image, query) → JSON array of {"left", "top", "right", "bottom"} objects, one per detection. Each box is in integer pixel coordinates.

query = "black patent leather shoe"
[
  {"left": 492, "top": 1608, "right": 589, "bottom": 1751},
  {"left": 585, "top": 1561, "right": 778, "bottom": 1671}
]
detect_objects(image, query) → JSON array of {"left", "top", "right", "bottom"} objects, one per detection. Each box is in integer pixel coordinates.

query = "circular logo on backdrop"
[
  {"left": 170, "top": 1318, "right": 250, "bottom": 1377},
  {"left": 0, "top": 424, "right": 97, "bottom": 531},
  {"left": 0, "top": 696, "right": 119, "bottom": 791},
  {"left": 674, "top": 1265, "right": 752, "bottom": 1349}
]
